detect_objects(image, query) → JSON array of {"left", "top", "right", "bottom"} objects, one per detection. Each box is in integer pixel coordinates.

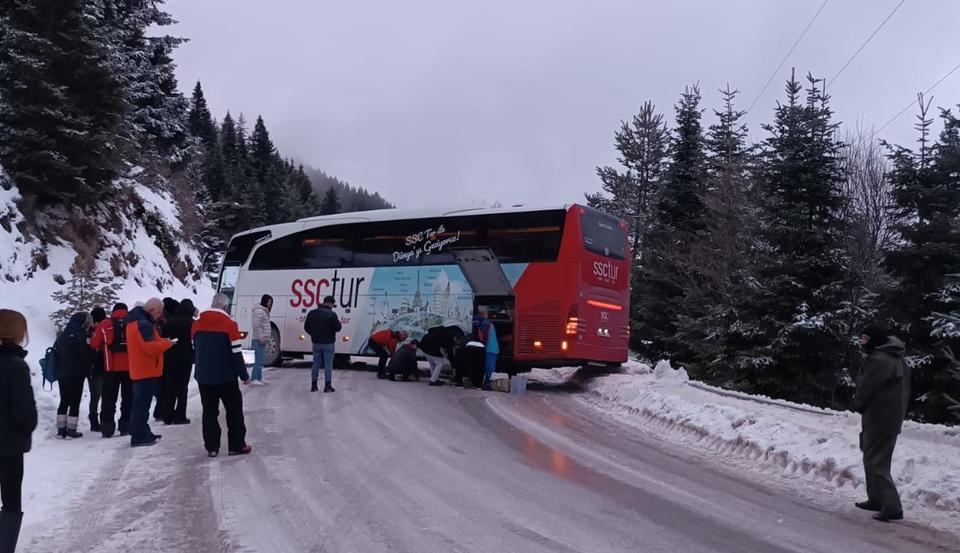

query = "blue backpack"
[{"left": 39, "top": 346, "right": 57, "bottom": 391}]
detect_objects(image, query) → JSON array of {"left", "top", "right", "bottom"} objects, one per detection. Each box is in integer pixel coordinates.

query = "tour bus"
[{"left": 217, "top": 204, "right": 630, "bottom": 372}]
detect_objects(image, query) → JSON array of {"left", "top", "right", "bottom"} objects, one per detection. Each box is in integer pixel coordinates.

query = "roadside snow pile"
[{"left": 582, "top": 362, "right": 960, "bottom": 513}]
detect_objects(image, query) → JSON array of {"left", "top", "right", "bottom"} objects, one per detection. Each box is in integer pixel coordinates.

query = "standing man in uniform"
[
  {"left": 304, "top": 295, "right": 340, "bottom": 393},
  {"left": 854, "top": 325, "right": 911, "bottom": 522}
]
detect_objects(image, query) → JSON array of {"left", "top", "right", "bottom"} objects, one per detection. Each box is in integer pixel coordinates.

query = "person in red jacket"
[
  {"left": 125, "top": 298, "right": 173, "bottom": 448},
  {"left": 90, "top": 303, "right": 133, "bottom": 438},
  {"left": 368, "top": 329, "right": 407, "bottom": 379}
]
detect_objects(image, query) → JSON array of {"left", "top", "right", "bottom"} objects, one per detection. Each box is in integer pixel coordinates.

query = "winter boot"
[
  {"left": 66, "top": 416, "right": 83, "bottom": 439},
  {"left": 0, "top": 510, "right": 23, "bottom": 553},
  {"left": 323, "top": 382, "right": 335, "bottom": 393},
  {"left": 89, "top": 414, "right": 101, "bottom": 433},
  {"left": 56, "top": 414, "right": 68, "bottom": 439},
  {"left": 310, "top": 380, "right": 319, "bottom": 392}
]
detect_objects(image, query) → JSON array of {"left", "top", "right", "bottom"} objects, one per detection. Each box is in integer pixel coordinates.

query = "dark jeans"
[
  {"left": 88, "top": 371, "right": 103, "bottom": 425},
  {"left": 56, "top": 377, "right": 84, "bottom": 417},
  {"left": 370, "top": 342, "right": 389, "bottom": 376},
  {"left": 0, "top": 454, "right": 23, "bottom": 513},
  {"left": 199, "top": 381, "right": 247, "bottom": 453},
  {"left": 862, "top": 431, "right": 902, "bottom": 513},
  {"left": 161, "top": 362, "right": 191, "bottom": 423},
  {"left": 153, "top": 370, "right": 168, "bottom": 420},
  {"left": 130, "top": 377, "right": 160, "bottom": 446},
  {"left": 101, "top": 371, "right": 132, "bottom": 437}
]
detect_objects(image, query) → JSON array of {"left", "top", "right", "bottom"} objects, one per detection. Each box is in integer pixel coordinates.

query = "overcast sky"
[{"left": 166, "top": 0, "right": 960, "bottom": 209}]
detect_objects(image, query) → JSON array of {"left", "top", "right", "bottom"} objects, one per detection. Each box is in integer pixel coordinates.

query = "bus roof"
[{"left": 230, "top": 203, "right": 575, "bottom": 240}]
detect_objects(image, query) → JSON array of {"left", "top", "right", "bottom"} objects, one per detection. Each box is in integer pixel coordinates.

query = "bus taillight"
[
  {"left": 565, "top": 305, "right": 585, "bottom": 336},
  {"left": 561, "top": 340, "right": 569, "bottom": 351}
]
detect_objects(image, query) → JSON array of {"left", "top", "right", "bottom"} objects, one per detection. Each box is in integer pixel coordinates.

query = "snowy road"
[{"left": 24, "top": 366, "right": 957, "bottom": 553}]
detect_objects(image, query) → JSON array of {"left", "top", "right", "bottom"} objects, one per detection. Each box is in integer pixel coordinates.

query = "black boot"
[
  {"left": 89, "top": 415, "right": 101, "bottom": 433},
  {"left": 323, "top": 383, "right": 335, "bottom": 393},
  {"left": 0, "top": 510, "right": 23, "bottom": 553},
  {"left": 310, "top": 380, "right": 319, "bottom": 392}
]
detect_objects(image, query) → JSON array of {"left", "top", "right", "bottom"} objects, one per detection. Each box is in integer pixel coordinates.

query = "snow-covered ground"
[{"left": 576, "top": 360, "right": 960, "bottom": 525}]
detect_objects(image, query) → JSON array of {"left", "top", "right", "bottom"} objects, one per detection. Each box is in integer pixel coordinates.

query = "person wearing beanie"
[
  {"left": 90, "top": 302, "right": 133, "bottom": 438},
  {"left": 53, "top": 313, "right": 94, "bottom": 439},
  {"left": 854, "top": 325, "right": 910, "bottom": 522},
  {"left": 159, "top": 299, "right": 196, "bottom": 425}
]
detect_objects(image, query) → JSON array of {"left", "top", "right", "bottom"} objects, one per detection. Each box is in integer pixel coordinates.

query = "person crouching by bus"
[
  {"left": 193, "top": 294, "right": 252, "bottom": 458},
  {"left": 249, "top": 294, "right": 273, "bottom": 385},
  {"left": 387, "top": 340, "right": 419, "bottom": 381},
  {"left": 0, "top": 310, "right": 38, "bottom": 553},
  {"left": 369, "top": 329, "right": 407, "bottom": 379},
  {"left": 473, "top": 313, "right": 499, "bottom": 391},
  {"left": 304, "top": 295, "right": 341, "bottom": 393},
  {"left": 452, "top": 335, "right": 486, "bottom": 388},
  {"left": 419, "top": 326, "right": 462, "bottom": 387},
  {"left": 91, "top": 303, "right": 133, "bottom": 438},
  {"left": 126, "top": 298, "right": 174, "bottom": 448},
  {"left": 54, "top": 313, "right": 95, "bottom": 439}
]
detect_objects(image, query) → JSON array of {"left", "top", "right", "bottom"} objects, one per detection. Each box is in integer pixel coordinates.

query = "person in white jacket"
[{"left": 249, "top": 294, "right": 273, "bottom": 385}]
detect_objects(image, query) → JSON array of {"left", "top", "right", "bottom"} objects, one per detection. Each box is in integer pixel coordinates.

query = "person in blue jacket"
[{"left": 473, "top": 311, "right": 499, "bottom": 391}]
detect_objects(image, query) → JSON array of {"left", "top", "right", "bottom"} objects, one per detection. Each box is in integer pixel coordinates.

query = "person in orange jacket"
[
  {"left": 125, "top": 298, "right": 173, "bottom": 448},
  {"left": 90, "top": 303, "right": 132, "bottom": 438}
]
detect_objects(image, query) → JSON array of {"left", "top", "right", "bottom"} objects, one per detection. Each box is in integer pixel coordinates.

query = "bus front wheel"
[{"left": 265, "top": 325, "right": 282, "bottom": 367}]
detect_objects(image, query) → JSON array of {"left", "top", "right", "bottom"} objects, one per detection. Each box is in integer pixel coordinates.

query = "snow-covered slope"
[
  {"left": 581, "top": 361, "right": 960, "bottom": 518},
  {"left": 0, "top": 163, "right": 214, "bottom": 426}
]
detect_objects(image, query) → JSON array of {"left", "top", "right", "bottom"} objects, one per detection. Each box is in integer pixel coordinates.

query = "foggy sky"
[{"left": 166, "top": 0, "right": 960, "bottom": 209}]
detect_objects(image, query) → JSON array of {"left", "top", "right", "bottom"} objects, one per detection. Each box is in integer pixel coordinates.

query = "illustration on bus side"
[{"left": 353, "top": 264, "right": 526, "bottom": 355}]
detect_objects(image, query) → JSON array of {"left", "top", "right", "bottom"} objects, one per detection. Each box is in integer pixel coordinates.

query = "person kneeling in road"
[
  {"left": 193, "top": 294, "right": 252, "bottom": 458},
  {"left": 387, "top": 340, "right": 419, "bottom": 381}
]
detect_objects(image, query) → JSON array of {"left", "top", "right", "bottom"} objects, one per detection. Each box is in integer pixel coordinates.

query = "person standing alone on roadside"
[
  {"left": 854, "top": 325, "right": 911, "bottom": 522},
  {"left": 193, "top": 294, "right": 252, "bottom": 458},
  {"left": 54, "top": 313, "right": 94, "bottom": 439},
  {"left": 304, "top": 296, "right": 340, "bottom": 393},
  {"left": 0, "top": 310, "right": 38, "bottom": 553},
  {"left": 249, "top": 294, "right": 273, "bottom": 385},
  {"left": 126, "top": 298, "right": 173, "bottom": 448}
]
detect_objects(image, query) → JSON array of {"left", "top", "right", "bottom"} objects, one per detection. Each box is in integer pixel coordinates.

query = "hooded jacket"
[
  {"left": 193, "top": 308, "right": 249, "bottom": 385},
  {"left": 125, "top": 306, "right": 173, "bottom": 381},
  {"left": 855, "top": 336, "right": 911, "bottom": 435},
  {"left": 0, "top": 343, "right": 38, "bottom": 456},
  {"left": 90, "top": 308, "right": 130, "bottom": 372},
  {"left": 54, "top": 313, "right": 94, "bottom": 379}
]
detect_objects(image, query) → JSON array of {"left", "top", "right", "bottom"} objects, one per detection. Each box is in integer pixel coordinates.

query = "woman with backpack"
[
  {"left": 0, "top": 309, "right": 38, "bottom": 553},
  {"left": 54, "top": 313, "right": 94, "bottom": 439}
]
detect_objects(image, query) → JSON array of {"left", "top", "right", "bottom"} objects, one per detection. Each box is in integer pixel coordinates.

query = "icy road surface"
[{"left": 24, "top": 366, "right": 957, "bottom": 553}]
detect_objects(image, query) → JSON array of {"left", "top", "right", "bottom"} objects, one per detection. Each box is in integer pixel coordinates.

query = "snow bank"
[{"left": 582, "top": 362, "right": 960, "bottom": 514}]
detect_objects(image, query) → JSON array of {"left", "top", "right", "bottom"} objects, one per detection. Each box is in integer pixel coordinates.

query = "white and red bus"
[{"left": 218, "top": 204, "right": 630, "bottom": 371}]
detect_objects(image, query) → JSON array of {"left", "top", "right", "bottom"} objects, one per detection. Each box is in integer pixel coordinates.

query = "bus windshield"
[{"left": 580, "top": 209, "right": 627, "bottom": 259}]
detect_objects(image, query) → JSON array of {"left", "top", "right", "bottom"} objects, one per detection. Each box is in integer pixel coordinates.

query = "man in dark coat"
[
  {"left": 452, "top": 334, "right": 486, "bottom": 388},
  {"left": 418, "top": 326, "right": 463, "bottom": 386},
  {"left": 854, "top": 326, "right": 911, "bottom": 522},
  {"left": 304, "top": 296, "right": 341, "bottom": 393}
]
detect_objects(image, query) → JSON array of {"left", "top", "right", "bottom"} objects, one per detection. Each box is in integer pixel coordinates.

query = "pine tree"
[
  {"left": 0, "top": 0, "right": 126, "bottom": 204},
  {"left": 634, "top": 85, "right": 708, "bottom": 360},
  {"left": 249, "top": 115, "right": 284, "bottom": 223},
  {"left": 188, "top": 82, "right": 217, "bottom": 146},
  {"left": 884, "top": 99, "right": 960, "bottom": 422},
  {"left": 730, "top": 72, "right": 851, "bottom": 406},
  {"left": 587, "top": 101, "right": 670, "bottom": 255},
  {"left": 320, "top": 187, "right": 342, "bottom": 215},
  {"left": 50, "top": 258, "right": 123, "bottom": 329},
  {"left": 294, "top": 165, "right": 320, "bottom": 217}
]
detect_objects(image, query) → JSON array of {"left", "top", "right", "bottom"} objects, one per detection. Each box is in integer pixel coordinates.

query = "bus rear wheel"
[{"left": 265, "top": 325, "right": 282, "bottom": 367}]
